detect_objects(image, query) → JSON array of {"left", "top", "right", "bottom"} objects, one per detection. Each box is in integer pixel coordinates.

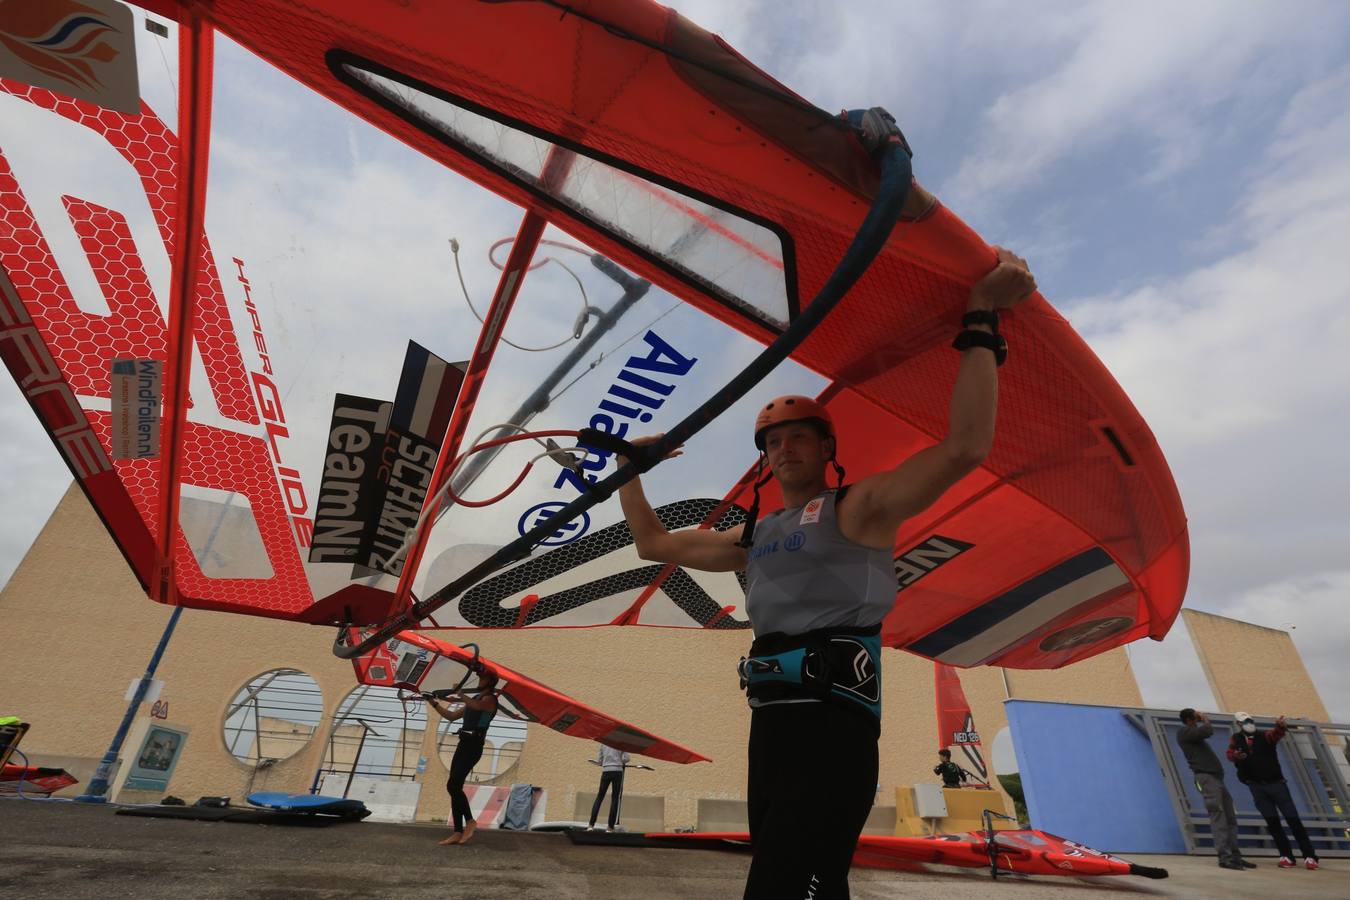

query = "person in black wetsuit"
[
  {"left": 427, "top": 675, "right": 499, "bottom": 845},
  {"left": 617, "top": 249, "right": 1035, "bottom": 899},
  {"left": 934, "top": 749, "right": 970, "bottom": 788}
]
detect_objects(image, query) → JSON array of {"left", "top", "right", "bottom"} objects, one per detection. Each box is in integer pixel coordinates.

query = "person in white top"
[{"left": 588, "top": 743, "right": 631, "bottom": 831}]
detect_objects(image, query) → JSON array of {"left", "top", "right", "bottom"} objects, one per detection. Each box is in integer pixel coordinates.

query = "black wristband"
[
  {"left": 576, "top": 427, "right": 658, "bottom": 472},
  {"left": 952, "top": 329, "right": 1007, "bottom": 366},
  {"left": 961, "top": 309, "right": 1000, "bottom": 331}
]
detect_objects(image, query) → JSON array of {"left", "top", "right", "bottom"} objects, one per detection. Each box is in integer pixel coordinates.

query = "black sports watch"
[
  {"left": 952, "top": 329, "right": 1008, "bottom": 366},
  {"left": 961, "top": 309, "right": 1000, "bottom": 331}
]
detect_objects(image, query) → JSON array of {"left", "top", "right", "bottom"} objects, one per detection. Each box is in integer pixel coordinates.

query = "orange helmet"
[{"left": 753, "top": 395, "right": 833, "bottom": 450}]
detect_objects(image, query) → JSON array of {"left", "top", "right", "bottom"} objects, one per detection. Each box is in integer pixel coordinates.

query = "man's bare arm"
[
  {"left": 841, "top": 248, "right": 1035, "bottom": 548},
  {"left": 617, "top": 436, "right": 748, "bottom": 573},
  {"left": 428, "top": 700, "right": 464, "bottom": 722}
]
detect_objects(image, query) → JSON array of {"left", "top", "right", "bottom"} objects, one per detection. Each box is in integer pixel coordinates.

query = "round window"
[
  {"left": 321, "top": 685, "right": 429, "bottom": 787},
  {"left": 223, "top": 669, "right": 323, "bottom": 765}
]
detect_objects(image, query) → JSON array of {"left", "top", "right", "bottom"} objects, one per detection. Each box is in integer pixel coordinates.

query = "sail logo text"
[
  {"left": 0, "top": 269, "right": 111, "bottom": 479},
  {"left": 235, "top": 257, "right": 313, "bottom": 548},
  {"left": 894, "top": 535, "right": 975, "bottom": 592},
  {"left": 109, "top": 358, "right": 163, "bottom": 459},
  {"left": 518, "top": 329, "right": 696, "bottom": 542},
  {"left": 553, "top": 330, "right": 697, "bottom": 493},
  {"left": 519, "top": 501, "right": 591, "bottom": 547}
]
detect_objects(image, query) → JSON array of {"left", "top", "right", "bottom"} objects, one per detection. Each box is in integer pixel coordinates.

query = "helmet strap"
[
  {"left": 831, "top": 458, "right": 846, "bottom": 488},
  {"left": 736, "top": 456, "right": 774, "bottom": 549}
]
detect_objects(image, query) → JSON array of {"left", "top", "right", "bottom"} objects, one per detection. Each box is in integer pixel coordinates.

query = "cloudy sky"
[{"left": 2, "top": 1, "right": 1349, "bottom": 718}]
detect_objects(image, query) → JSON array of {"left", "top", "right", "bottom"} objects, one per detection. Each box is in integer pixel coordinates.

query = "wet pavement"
[{"left": 2, "top": 799, "right": 1345, "bottom": 899}]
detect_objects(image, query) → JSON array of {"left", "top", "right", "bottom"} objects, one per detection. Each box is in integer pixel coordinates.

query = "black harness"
[{"left": 738, "top": 624, "right": 882, "bottom": 733}]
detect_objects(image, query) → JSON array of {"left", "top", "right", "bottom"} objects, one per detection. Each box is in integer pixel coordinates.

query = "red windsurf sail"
[
  {"left": 353, "top": 629, "right": 709, "bottom": 765},
  {"left": 1, "top": 0, "right": 1187, "bottom": 670},
  {"left": 648, "top": 829, "right": 1168, "bottom": 879},
  {"left": 0, "top": 763, "right": 79, "bottom": 794},
  {"left": 935, "top": 661, "right": 987, "bottom": 783}
]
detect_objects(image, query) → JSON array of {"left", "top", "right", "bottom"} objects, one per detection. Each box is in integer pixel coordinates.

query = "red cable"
[{"left": 441, "top": 429, "right": 584, "bottom": 509}]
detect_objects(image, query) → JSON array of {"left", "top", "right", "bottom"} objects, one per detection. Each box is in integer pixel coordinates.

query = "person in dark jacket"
[
  {"left": 934, "top": 749, "right": 970, "bottom": 789},
  {"left": 1177, "top": 709, "right": 1252, "bottom": 870},
  {"left": 1227, "top": 712, "right": 1319, "bottom": 870}
]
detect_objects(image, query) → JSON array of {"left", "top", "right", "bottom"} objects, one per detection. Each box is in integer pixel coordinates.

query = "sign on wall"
[{"left": 116, "top": 720, "right": 190, "bottom": 795}]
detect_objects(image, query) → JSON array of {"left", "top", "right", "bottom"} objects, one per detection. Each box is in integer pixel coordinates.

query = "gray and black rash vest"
[{"left": 744, "top": 489, "right": 897, "bottom": 638}]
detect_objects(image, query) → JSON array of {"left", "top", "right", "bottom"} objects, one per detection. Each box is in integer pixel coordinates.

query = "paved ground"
[{"left": 1, "top": 799, "right": 1345, "bottom": 899}]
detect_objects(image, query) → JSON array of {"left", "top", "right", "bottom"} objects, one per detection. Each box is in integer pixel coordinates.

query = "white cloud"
[
  {"left": 1065, "top": 65, "right": 1350, "bottom": 460},
  {"left": 1057, "top": 67, "right": 1350, "bottom": 716},
  {"left": 1221, "top": 572, "right": 1350, "bottom": 721},
  {"left": 1127, "top": 626, "right": 1216, "bottom": 717},
  {"left": 0, "top": 378, "right": 71, "bottom": 590},
  {"left": 947, "top": 0, "right": 1337, "bottom": 209},
  {"left": 1240, "top": 66, "right": 1350, "bottom": 237}
]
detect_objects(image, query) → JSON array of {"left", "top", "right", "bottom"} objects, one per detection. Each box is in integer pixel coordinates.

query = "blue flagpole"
[
  {"left": 74, "top": 604, "right": 184, "bottom": 803},
  {"left": 73, "top": 492, "right": 239, "bottom": 803}
]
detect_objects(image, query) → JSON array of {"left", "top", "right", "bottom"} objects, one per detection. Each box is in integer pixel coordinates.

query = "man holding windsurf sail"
[{"left": 616, "top": 248, "right": 1035, "bottom": 899}]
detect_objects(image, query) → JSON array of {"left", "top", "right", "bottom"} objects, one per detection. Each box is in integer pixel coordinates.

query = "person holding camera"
[
  {"left": 933, "top": 749, "right": 971, "bottom": 789},
  {"left": 1177, "top": 708, "right": 1251, "bottom": 870},
  {"left": 1228, "top": 712, "right": 1319, "bottom": 870}
]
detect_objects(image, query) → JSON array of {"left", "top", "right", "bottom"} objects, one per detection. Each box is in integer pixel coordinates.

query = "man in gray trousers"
[{"left": 1178, "top": 708, "right": 1255, "bottom": 870}]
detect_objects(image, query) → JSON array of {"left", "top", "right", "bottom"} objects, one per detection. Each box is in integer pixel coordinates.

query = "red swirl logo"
[{"left": 0, "top": 1, "right": 122, "bottom": 94}]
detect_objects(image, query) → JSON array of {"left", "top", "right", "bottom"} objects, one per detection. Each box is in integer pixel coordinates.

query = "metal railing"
[{"left": 1130, "top": 710, "right": 1350, "bottom": 858}]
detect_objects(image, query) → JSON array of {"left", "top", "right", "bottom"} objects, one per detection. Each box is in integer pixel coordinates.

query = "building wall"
[
  {"left": 0, "top": 483, "right": 1145, "bottom": 827},
  {"left": 1183, "top": 608, "right": 1331, "bottom": 721}
]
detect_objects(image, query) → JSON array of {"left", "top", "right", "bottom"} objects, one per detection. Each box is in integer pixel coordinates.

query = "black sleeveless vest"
[{"left": 1230, "top": 730, "right": 1284, "bottom": 784}]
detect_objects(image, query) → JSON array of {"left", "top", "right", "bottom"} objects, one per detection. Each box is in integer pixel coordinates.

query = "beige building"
[
  {"left": 1183, "top": 608, "right": 1333, "bottom": 721},
  {"left": 1, "top": 483, "right": 1147, "bottom": 828}
]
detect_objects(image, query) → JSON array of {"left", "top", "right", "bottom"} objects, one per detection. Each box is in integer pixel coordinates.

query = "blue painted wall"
[{"left": 1006, "top": 700, "right": 1186, "bottom": 853}]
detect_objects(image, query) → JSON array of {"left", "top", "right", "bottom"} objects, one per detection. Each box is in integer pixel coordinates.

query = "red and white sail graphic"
[{"left": 934, "top": 661, "right": 987, "bottom": 783}]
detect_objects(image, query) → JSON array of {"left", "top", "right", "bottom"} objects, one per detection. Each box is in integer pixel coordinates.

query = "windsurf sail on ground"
[
  {"left": 0, "top": 763, "right": 79, "bottom": 795},
  {"left": 352, "top": 630, "right": 708, "bottom": 765},
  {"left": 856, "top": 829, "right": 1170, "bottom": 879},
  {"left": 637, "top": 829, "right": 1169, "bottom": 879},
  {"left": 1, "top": 0, "right": 1188, "bottom": 670}
]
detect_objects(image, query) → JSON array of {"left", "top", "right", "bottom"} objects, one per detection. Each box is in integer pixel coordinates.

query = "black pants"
[
  {"left": 1248, "top": 780, "right": 1318, "bottom": 859},
  {"left": 745, "top": 702, "right": 878, "bottom": 900},
  {"left": 447, "top": 731, "right": 486, "bottom": 832},
  {"left": 589, "top": 770, "right": 625, "bottom": 828}
]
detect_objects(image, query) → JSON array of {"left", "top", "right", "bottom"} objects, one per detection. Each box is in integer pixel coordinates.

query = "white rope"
[{"left": 450, "top": 239, "right": 591, "bottom": 352}]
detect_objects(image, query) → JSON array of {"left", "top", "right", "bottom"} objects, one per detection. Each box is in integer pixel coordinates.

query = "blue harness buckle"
[{"left": 738, "top": 628, "right": 882, "bottom": 718}]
